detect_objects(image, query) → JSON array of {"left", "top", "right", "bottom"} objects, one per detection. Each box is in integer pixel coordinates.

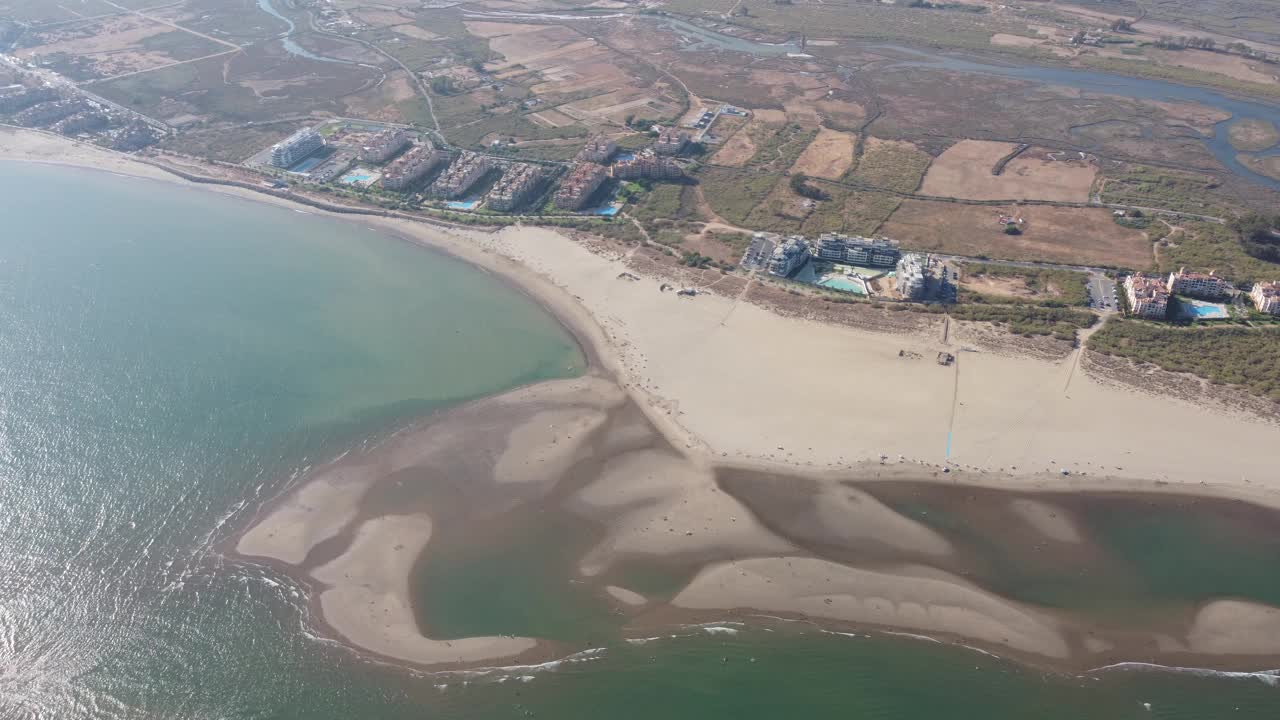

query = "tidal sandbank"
[{"left": 7, "top": 128, "right": 1280, "bottom": 674}]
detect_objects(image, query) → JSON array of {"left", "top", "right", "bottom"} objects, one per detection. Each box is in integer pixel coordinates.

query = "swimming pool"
[
  {"left": 289, "top": 155, "right": 326, "bottom": 173},
  {"left": 445, "top": 200, "right": 482, "bottom": 210},
  {"left": 339, "top": 171, "right": 378, "bottom": 186},
  {"left": 585, "top": 205, "right": 621, "bottom": 216},
  {"left": 1175, "top": 299, "right": 1230, "bottom": 320},
  {"left": 817, "top": 276, "right": 865, "bottom": 294}
]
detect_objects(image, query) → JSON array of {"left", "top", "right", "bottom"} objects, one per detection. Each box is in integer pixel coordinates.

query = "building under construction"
[
  {"left": 486, "top": 163, "right": 544, "bottom": 211},
  {"left": 555, "top": 162, "right": 608, "bottom": 210}
]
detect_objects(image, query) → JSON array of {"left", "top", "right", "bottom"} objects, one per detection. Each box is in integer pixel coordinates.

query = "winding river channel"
[{"left": 651, "top": 15, "right": 1280, "bottom": 190}]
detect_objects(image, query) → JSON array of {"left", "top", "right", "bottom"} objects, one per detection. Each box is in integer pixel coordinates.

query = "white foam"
[
  {"left": 625, "top": 636, "right": 665, "bottom": 645},
  {"left": 883, "top": 630, "right": 943, "bottom": 644},
  {"left": 1087, "top": 662, "right": 1280, "bottom": 686},
  {"left": 701, "top": 626, "right": 739, "bottom": 636}
]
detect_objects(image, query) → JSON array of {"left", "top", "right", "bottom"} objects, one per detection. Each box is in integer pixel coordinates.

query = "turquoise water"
[
  {"left": 446, "top": 199, "right": 482, "bottom": 210},
  {"left": 3, "top": 160, "right": 1280, "bottom": 718},
  {"left": 339, "top": 169, "right": 378, "bottom": 185},
  {"left": 818, "top": 275, "right": 866, "bottom": 294},
  {"left": 0, "top": 161, "right": 583, "bottom": 718}
]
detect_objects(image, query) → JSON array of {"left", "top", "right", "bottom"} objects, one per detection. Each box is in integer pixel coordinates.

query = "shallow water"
[{"left": 3, "top": 161, "right": 1280, "bottom": 718}]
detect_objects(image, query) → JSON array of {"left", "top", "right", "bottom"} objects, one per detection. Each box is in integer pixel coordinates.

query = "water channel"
[
  {"left": 650, "top": 15, "right": 1280, "bottom": 190},
  {"left": 255, "top": 0, "right": 354, "bottom": 65}
]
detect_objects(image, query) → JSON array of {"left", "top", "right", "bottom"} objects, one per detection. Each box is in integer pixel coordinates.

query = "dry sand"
[
  {"left": 673, "top": 557, "right": 1070, "bottom": 659},
  {"left": 1186, "top": 600, "right": 1280, "bottom": 655},
  {"left": 569, "top": 449, "right": 795, "bottom": 576},
  {"left": 311, "top": 514, "right": 538, "bottom": 665},
  {"left": 920, "top": 139, "right": 1096, "bottom": 202}
]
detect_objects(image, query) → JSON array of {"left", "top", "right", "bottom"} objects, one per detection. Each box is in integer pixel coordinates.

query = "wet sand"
[{"left": 7, "top": 128, "right": 1280, "bottom": 672}]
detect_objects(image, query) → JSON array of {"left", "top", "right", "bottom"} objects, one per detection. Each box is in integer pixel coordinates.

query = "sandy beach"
[{"left": 8, "top": 126, "right": 1280, "bottom": 672}]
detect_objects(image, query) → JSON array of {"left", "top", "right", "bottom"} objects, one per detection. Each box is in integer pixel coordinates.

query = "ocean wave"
[
  {"left": 624, "top": 636, "right": 666, "bottom": 645},
  {"left": 701, "top": 626, "right": 739, "bottom": 636},
  {"left": 436, "top": 647, "right": 608, "bottom": 681},
  {"left": 1087, "top": 662, "right": 1280, "bottom": 686},
  {"left": 883, "top": 630, "right": 943, "bottom": 644}
]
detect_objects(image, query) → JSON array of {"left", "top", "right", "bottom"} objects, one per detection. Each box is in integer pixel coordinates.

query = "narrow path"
[
  {"left": 81, "top": 49, "right": 240, "bottom": 85},
  {"left": 101, "top": 0, "right": 241, "bottom": 50}
]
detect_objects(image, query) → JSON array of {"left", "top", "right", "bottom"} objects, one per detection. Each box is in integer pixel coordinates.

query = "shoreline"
[{"left": 8, "top": 127, "right": 1280, "bottom": 675}]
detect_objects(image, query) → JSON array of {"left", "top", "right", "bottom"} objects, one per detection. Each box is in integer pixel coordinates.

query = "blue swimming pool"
[
  {"left": 817, "top": 276, "right": 865, "bottom": 294},
  {"left": 446, "top": 200, "right": 482, "bottom": 210},
  {"left": 585, "top": 205, "right": 621, "bottom": 216}
]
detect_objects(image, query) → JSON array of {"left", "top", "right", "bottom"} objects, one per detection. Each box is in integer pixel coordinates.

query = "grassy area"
[
  {"left": 846, "top": 138, "right": 933, "bottom": 193},
  {"left": 1156, "top": 221, "right": 1280, "bottom": 283},
  {"left": 1088, "top": 320, "right": 1280, "bottom": 401},
  {"left": 959, "top": 263, "right": 1091, "bottom": 307},
  {"left": 664, "top": 0, "right": 1012, "bottom": 52},
  {"left": 158, "top": 124, "right": 294, "bottom": 163},
  {"left": 1100, "top": 166, "right": 1242, "bottom": 217},
  {"left": 947, "top": 304, "right": 1097, "bottom": 341},
  {"left": 799, "top": 186, "right": 902, "bottom": 236},
  {"left": 444, "top": 112, "right": 587, "bottom": 150},
  {"left": 0, "top": 0, "right": 116, "bottom": 22},
  {"left": 699, "top": 166, "right": 781, "bottom": 227},
  {"left": 631, "top": 183, "right": 688, "bottom": 226},
  {"left": 137, "top": 29, "right": 225, "bottom": 61}
]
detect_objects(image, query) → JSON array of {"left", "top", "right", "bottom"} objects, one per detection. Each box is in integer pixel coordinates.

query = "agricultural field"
[
  {"left": 94, "top": 42, "right": 383, "bottom": 125},
  {"left": 0, "top": 0, "right": 117, "bottom": 24},
  {"left": 846, "top": 137, "right": 933, "bottom": 193},
  {"left": 787, "top": 127, "right": 856, "bottom": 180},
  {"left": 919, "top": 140, "right": 1097, "bottom": 202},
  {"left": 881, "top": 201, "right": 1152, "bottom": 268},
  {"left": 13, "top": 14, "right": 230, "bottom": 82}
]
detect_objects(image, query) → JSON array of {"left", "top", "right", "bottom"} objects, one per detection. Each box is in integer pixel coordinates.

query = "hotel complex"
[
  {"left": 1251, "top": 281, "right": 1280, "bottom": 315},
  {"left": 815, "top": 233, "right": 901, "bottom": 267},
  {"left": 555, "top": 162, "right": 608, "bottom": 210},
  {"left": 1167, "top": 267, "right": 1231, "bottom": 299},
  {"left": 270, "top": 129, "right": 325, "bottom": 169},
  {"left": 429, "top": 151, "right": 491, "bottom": 198},
  {"left": 359, "top": 128, "right": 411, "bottom": 163},
  {"left": 611, "top": 149, "right": 683, "bottom": 180},
  {"left": 1125, "top": 274, "right": 1171, "bottom": 319},
  {"left": 381, "top": 143, "right": 446, "bottom": 191},
  {"left": 486, "top": 163, "right": 543, "bottom": 211},
  {"left": 577, "top": 136, "right": 617, "bottom": 163}
]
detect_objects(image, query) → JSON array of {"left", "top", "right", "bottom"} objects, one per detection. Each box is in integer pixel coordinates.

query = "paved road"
[{"left": 1087, "top": 272, "right": 1119, "bottom": 313}]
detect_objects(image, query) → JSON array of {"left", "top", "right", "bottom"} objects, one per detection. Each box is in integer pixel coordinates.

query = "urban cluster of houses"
[
  {"left": 0, "top": 80, "right": 155, "bottom": 150},
  {"left": 268, "top": 125, "right": 689, "bottom": 213},
  {"left": 1123, "top": 267, "right": 1280, "bottom": 318}
]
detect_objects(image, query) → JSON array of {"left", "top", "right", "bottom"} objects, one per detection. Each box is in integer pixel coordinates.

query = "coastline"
[{"left": 8, "top": 127, "right": 1280, "bottom": 675}]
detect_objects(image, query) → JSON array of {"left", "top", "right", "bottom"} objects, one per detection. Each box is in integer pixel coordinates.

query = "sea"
[{"left": 2, "top": 161, "right": 1278, "bottom": 719}]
